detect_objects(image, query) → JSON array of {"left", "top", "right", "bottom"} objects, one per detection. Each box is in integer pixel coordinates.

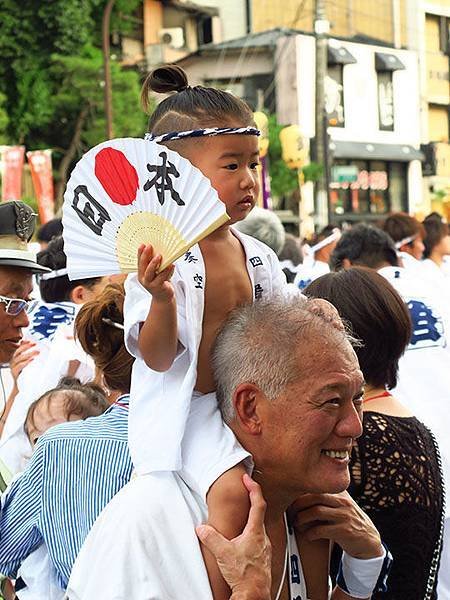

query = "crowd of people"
[{"left": 0, "top": 64, "right": 447, "bottom": 599}]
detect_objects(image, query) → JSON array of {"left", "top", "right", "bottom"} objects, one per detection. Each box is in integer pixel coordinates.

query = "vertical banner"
[
  {"left": 1, "top": 146, "right": 25, "bottom": 202},
  {"left": 27, "top": 149, "right": 55, "bottom": 224},
  {"left": 260, "top": 155, "right": 272, "bottom": 210},
  {"left": 253, "top": 112, "right": 271, "bottom": 210}
]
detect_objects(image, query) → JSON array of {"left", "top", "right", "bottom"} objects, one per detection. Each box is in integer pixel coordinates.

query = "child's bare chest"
[
  {"left": 204, "top": 261, "right": 253, "bottom": 318},
  {"left": 194, "top": 238, "right": 253, "bottom": 392}
]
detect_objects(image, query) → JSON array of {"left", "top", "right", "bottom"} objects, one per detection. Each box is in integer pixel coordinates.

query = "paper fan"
[{"left": 62, "top": 138, "right": 230, "bottom": 279}]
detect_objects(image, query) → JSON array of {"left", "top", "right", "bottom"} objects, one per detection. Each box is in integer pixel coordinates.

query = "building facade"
[
  {"left": 293, "top": 34, "right": 423, "bottom": 229},
  {"left": 406, "top": 1, "right": 450, "bottom": 218}
]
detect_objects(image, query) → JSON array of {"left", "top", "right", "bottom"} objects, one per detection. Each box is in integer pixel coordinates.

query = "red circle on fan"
[{"left": 95, "top": 147, "right": 139, "bottom": 205}]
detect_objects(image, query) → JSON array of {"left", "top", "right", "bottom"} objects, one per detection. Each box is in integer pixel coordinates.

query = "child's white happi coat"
[{"left": 124, "top": 228, "right": 289, "bottom": 477}]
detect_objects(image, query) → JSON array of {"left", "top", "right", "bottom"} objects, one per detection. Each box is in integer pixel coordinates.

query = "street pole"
[
  {"left": 314, "top": 0, "right": 330, "bottom": 229},
  {"left": 102, "top": 0, "right": 115, "bottom": 139}
]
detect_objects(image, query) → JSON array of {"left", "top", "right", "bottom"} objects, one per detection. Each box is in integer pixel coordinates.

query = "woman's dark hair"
[
  {"left": 141, "top": 65, "right": 254, "bottom": 142},
  {"left": 423, "top": 217, "right": 448, "bottom": 258},
  {"left": 381, "top": 212, "right": 425, "bottom": 245},
  {"left": 37, "top": 218, "right": 63, "bottom": 243},
  {"left": 305, "top": 267, "right": 412, "bottom": 389},
  {"left": 75, "top": 283, "right": 133, "bottom": 393},
  {"left": 25, "top": 376, "right": 109, "bottom": 438},
  {"left": 37, "top": 236, "right": 103, "bottom": 303}
]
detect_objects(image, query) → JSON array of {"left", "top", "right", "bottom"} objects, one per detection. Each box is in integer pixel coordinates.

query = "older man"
[
  {"left": 67, "top": 296, "right": 389, "bottom": 600},
  {"left": 0, "top": 201, "right": 49, "bottom": 368}
]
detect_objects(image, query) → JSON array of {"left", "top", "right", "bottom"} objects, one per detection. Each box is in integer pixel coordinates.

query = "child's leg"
[{"left": 201, "top": 462, "right": 251, "bottom": 600}]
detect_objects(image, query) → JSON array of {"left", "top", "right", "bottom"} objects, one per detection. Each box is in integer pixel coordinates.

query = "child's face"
[
  {"left": 184, "top": 133, "right": 260, "bottom": 224},
  {"left": 25, "top": 393, "right": 81, "bottom": 447}
]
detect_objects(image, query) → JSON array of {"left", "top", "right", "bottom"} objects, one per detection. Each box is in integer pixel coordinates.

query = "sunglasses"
[{"left": 0, "top": 295, "right": 38, "bottom": 316}]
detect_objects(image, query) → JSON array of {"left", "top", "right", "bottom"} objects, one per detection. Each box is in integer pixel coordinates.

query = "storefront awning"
[
  {"left": 375, "top": 52, "right": 406, "bottom": 71},
  {"left": 327, "top": 45, "right": 357, "bottom": 65},
  {"left": 329, "top": 140, "right": 424, "bottom": 162}
]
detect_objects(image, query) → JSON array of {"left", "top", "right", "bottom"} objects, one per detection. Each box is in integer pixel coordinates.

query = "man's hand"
[
  {"left": 196, "top": 474, "right": 272, "bottom": 600},
  {"left": 291, "top": 491, "right": 383, "bottom": 560},
  {"left": 137, "top": 244, "right": 175, "bottom": 302},
  {"left": 9, "top": 340, "right": 39, "bottom": 383}
]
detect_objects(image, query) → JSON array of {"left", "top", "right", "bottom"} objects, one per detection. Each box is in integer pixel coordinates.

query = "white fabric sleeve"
[
  {"left": 123, "top": 274, "right": 188, "bottom": 361},
  {"left": 266, "top": 246, "right": 292, "bottom": 295},
  {"left": 123, "top": 274, "right": 152, "bottom": 359}
]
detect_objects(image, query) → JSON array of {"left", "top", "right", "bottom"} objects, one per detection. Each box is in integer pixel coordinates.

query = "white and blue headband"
[{"left": 145, "top": 126, "right": 260, "bottom": 144}]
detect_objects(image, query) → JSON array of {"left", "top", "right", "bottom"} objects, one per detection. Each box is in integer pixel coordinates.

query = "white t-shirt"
[
  {"left": 293, "top": 259, "right": 329, "bottom": 291},
  {"left": 124, "top": 228, "right": 289, "bottom": 476}
]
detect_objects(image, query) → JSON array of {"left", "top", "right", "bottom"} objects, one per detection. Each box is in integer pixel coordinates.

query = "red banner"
[
  {"left": 1, "top": 146, "right": 25, "bottom": 202},
  {"left": 27, "top": 150, "right": 55, "bottom": 224}
]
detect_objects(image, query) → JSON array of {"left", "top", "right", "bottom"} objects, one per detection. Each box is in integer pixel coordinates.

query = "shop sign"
[
  {"left": 330, "top": 169, "right": 388, "bottom": 190},
  {"left": 331, "top": 165, "right": 358, "bottom": 183}
]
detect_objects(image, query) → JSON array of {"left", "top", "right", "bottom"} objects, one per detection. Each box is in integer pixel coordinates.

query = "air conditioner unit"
[{"left": 159, "top": 27, "right": 185, "bottom": 49}]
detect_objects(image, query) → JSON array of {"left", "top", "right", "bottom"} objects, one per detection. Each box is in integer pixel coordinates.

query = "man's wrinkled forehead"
[
  {"left": 296, "top": 327, "right": 360, "bottom": 379},
  {"left": 0, "top": 266, "right": 33, "bottom": 297}
]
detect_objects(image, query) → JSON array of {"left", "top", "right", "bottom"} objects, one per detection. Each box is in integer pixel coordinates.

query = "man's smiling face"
[{"left": 259, "top": 333, "right": 364, "bottom": 496}]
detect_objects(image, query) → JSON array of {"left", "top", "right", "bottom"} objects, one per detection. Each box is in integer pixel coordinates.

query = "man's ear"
[
  {"left": 341, "top": 257, "right": 352, "bottom": 270},
  {"left": 70, "top": 285, "right": 87, "bottom": 305},
  {"left": 233, "top": 383, "right": 264, "bottom": 435}
]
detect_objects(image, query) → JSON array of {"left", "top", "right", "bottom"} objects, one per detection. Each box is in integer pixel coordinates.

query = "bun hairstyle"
[
  {"left": 141, "top": 64, "right": 254, "bottom": 140},
  {"left": 75, "top": 283, "right": 134, "bottom": 393}
]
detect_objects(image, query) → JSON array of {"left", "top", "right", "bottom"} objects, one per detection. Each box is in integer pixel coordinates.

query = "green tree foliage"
[
  {"left": 50, "top": 45, "right": 146, "bottom": 202},
  {"left": 0, "top": 93, "right": 9, "bottom": 143},
  {"left": 267, "top": 114, "right": 299, "bottom": 199},
  {"left": 0, "top": 0, "right": 145, "bottom": 207}
]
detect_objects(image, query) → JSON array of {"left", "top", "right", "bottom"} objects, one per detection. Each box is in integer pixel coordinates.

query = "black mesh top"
[{"left": 349, "top": 412, "right": 445, "bottom": 600}]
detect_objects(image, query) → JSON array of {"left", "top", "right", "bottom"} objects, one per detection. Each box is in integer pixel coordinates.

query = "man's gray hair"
[
  {"left": 234, "top": 207, "right": 286, "bottom": 256},
  {"left": 212, "top": 295, "right": 356, "bottom": 423}
]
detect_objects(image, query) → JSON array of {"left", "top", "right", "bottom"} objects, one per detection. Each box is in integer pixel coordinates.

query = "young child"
[
  {"left": 24, "top": 377, "right": 109, "bottom": 448},
  {"left": 124, "top": 65, "right": 289, "bottom": 598}
]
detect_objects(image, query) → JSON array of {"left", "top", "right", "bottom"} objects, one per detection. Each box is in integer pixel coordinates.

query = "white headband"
[
  {"left": 40, "top": 267, "right": 69, "bottom": 280},
  {"left": 395, "top": 234, "right": 417, "bottom": 249},
  {"left": 310, "top": 229, "right": 341, "bottom": 254}
]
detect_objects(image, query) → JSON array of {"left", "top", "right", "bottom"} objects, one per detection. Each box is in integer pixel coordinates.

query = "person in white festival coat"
[{"left": 67, "top": 296, "right": 390, "bottom": 600}]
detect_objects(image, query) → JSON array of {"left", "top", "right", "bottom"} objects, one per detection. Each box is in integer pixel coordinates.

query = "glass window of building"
[
  {"left": 325, "top": 65, "right": 345, "bottom": 127},
  {"left": 377, "top": 71, "right": 394, "bottom": 131},
  {"left": 330, "top": 160, "right": 407, "bottom": 219}
]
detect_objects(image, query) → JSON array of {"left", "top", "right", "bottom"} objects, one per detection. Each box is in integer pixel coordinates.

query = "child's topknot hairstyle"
[{"left": 141, "top": 64, "right": 255, "bottom": 139}]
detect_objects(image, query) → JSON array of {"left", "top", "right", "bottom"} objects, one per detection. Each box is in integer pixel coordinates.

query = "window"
[
  {"left": 198, "top": 17, "right": 213, "bottom": 46},
  {"left": 439, "top": 16, "right": 450, "bottom": 55},
  {"left": 325, "top": 65, "right": 345, "bottom": 127},
  {"left": 377, "top": 71, "right": 394, "bottom": 131}
]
